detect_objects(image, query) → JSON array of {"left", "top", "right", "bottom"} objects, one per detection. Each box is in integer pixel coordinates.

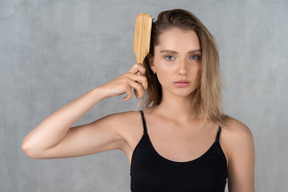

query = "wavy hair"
[{"left": 138, "top": 9, "right": 228, "bottom": 125}]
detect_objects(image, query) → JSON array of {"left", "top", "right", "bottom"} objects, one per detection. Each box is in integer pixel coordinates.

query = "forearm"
[{"left": 22, "top": 87, "right": 105, "bottom": 156}]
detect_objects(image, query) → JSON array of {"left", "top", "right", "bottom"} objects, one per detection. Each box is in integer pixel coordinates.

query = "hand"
[{"left": 98, "top": 63, "right": 148, "bottom": 101}]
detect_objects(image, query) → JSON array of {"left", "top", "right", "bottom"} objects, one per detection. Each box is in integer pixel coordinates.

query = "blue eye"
[
  {"left": 190, "top": 55, "right": 200, "bottom": 60},
  {"left": 165, "top": 55, "right": 175, "bottom": 61}
]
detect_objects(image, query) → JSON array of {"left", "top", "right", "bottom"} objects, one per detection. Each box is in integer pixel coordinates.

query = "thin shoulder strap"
[
  {"left": 139, "top": 110, "right": 148, "bottom": 134},
  {"left": 215, "top": 126, "right": 222, "bottom": 141}
]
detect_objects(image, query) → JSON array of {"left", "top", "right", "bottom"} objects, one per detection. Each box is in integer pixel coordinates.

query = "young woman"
[{"left": 22, "top": 9, "right": 255, "bottom": 192}]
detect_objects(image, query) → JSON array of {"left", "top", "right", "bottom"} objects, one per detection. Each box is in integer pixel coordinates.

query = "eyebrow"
[{"left": 160, "top": 49, "right": 202, "bottom": 54}]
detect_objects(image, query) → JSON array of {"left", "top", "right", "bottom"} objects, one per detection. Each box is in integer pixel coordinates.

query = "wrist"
[{"left": 90, "top": 86, "right": 107, "bottom": 100}]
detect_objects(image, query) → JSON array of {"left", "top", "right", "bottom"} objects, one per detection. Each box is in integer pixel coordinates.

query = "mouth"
[{"left": 174, "top": 80, "right": 190, "bottom": 88}]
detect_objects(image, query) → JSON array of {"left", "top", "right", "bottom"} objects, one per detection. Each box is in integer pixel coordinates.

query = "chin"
[
  {"left": 162, "top": 85, "right": 199, "bottom": 98},
  {"left": 172, "top": 89, "right": 196, "bottom": 98}
]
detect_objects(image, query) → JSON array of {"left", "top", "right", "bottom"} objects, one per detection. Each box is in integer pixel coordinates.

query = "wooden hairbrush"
[{"left": 133, "top": 13, "right": 152, "bottom": 98}]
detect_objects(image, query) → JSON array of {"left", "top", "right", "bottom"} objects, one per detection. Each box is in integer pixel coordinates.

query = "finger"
[
  {"left": 129, "top": 63, "right": 146, "bottom": 75},
  {"left": 123, "top": 87, "right": 134, "bottom": 101},
  {"left": 129, "top": 80, "right": 145, "bottom": 98},
  {"left": 125, "top": 73, "right": 148, "bottom": 90},
  {"left": 134, "top": 75, "right": 148, "bottom": 90},
  {"left": 122, "top": 78, "right": 145, "bottom": 100},
  {"left": 136, "top": 64, "right": 146, "bottom": 75}
]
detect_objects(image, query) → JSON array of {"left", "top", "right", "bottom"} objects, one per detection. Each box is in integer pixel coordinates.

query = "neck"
[{"left": 155, "top": 91, "right": 199, "bottom": 123}]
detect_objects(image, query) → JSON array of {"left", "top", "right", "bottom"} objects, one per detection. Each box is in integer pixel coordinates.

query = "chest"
[
  {"left": 145, "top": 121, "right": 218, "bottom": 162},
  {"left": 130, "top": 132, "right": 227, "bottom": 192}
]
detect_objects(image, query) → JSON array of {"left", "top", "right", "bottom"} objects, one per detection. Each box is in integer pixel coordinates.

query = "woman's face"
[{"left": 150, "top": 28, "right": 202, "bottom": 98}]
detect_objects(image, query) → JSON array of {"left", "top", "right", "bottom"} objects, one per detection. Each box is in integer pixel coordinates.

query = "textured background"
[{"left": 1, "top": 0, "right": 287, "bottom": 191}]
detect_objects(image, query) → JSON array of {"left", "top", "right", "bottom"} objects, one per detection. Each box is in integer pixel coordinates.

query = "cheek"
[
  {"left": 153, "top": 58, "right": 167, "bottom": 73},
  {"left": 188, "top": 62, "right": 202, "bottom": 84},
  {"left": 154, "top": 57, "right": 177, "bottom": 73},
  {"left": 155, "top": 68, "right": 168, "bottom": 85},
  {"left": 153, "top": 60, "right": 172, "bottom": 85}
]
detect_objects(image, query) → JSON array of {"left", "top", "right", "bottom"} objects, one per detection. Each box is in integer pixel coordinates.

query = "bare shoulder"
[
  {"left": 222, "top": 117, "right": 253, "bottom": 140},
  {"left": 220, "top": 118, "right": 255, "bottom": 190},
  {"left": 220, "top": 117, "right": 255, "bottom": 163}
]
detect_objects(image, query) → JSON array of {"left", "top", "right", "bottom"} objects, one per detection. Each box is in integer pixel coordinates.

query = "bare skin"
[{"left": 22, "top": 28, "right": 255, "bottom": 192}]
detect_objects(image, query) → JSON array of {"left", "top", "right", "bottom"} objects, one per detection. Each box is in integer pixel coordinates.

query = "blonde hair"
[{"left": 138, "top": 9, "right": 229, "bottom": 126}]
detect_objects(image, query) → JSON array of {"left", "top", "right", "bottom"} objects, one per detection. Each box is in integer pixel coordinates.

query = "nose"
[
  {"left": 178, "top": 58, "right": 187, "bottom": 76},
  {"left": 179, "top": 70, "right": 187, "bottom": 75}
]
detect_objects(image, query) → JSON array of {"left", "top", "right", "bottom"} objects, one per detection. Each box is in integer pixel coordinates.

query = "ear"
[{"left": 147, "top": 53, "right": 155, "bottom": 72}]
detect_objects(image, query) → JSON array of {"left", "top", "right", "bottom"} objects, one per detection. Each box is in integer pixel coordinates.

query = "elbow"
[{"left": 21, "top": 141, "right": 43, "bottom": 159}]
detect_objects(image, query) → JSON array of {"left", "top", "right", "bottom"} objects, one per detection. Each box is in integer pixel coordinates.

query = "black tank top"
[{"left": 130, "top": 110, "right": 227, "bottom": 192}]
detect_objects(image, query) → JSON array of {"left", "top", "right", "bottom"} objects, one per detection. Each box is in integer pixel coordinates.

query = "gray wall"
[{"left": 1, "top": 0, "right": 287, "bottom": 191}]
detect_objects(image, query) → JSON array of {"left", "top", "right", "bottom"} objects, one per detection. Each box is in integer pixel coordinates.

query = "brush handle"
[{"left": 133, "top": 13, "right": 152, "bottom": 98}]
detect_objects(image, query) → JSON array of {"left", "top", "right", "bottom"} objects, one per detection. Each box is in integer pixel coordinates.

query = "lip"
[{"left": 174, "top": 80, "right": 190, "bottom": 88}]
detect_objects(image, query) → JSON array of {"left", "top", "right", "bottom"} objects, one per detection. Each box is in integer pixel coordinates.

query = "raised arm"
[{"left": 22, "top": 63, "right": 147, "bottom": 159}]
